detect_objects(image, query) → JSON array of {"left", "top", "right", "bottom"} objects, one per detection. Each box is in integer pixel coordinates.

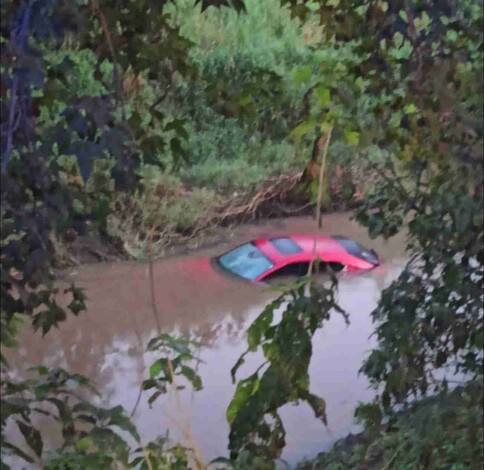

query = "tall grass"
[
  {"left": 169, "top": 0, "right": 319, "bottom": 62},
  {"left": 160, "top": 0, "right": 327, "bottom": 193}
]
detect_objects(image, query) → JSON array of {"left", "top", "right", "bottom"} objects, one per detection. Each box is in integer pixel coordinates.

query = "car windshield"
[{"left": 218, "top": 243, "right": 274, "bottom": 281}]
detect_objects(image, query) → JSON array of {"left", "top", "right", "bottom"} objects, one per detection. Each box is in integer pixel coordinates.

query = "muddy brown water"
[{"left": 7, "top": 213, "right": 408, "bottom": 467}]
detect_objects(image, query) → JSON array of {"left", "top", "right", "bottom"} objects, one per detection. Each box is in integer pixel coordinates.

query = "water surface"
[{"left": 10, "top": 213, "right": 407, "bottom": 465}]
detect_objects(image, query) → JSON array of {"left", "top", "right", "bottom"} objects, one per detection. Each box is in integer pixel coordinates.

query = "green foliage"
[
  {"left": 2, "top": 0, "right": 483, "bottom": 467},
  {"left": 227, "top": 277, "right": 347, "bottom": 463},
  {"left": 46, "top": 436, "right": 195, "bottom": 470},
  {"left": 173, "top": 0, "right": 316, "bottom": 79},
  {"left": 1, "top": 337, "right": 203, "bottom": 468},
  {"left": 1, "top": 1, "right": 240, "bottom": 467},
  {"left": 129, "top": 436, "right": 196, "bottom": 470},
  {"left": 299, "top": 383, "right": 483, "bottom": 470},
  {"left": 225, "top": 0, "right": 483, "bottom": 466},
  {"left": 54, "top": 154, "right": 116, "bottom": 232},
  {"left": 142, "top": 334, "right": 202, "bottom": 407},
  {"left": 277, "top": 0, "right": 483, "bottom": 416},
  {"left": 357, "top": 170, "right": 483, "bottom": 410},
  {"left": 180, "top": 127, "right": 296, "bottom": 193},
  {"left": 164, "top": 0, "right": 333, "bottom": 192},
  {"left": 181, "top": 157, "right": 267, "bottom": 193},
  {"left": 1, "top": 366, "right": 135, "bottom": 468}
]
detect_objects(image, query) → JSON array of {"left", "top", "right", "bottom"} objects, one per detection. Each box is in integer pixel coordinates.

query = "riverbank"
[
  {"left": 54, "top": 199, "right": 356, "bottom": 267},
  {"left": 53, "top": 163, "right": 372, "bottom": 267},
  {"left": 54, "top": 209, "right": 321, "bottom": 266}
]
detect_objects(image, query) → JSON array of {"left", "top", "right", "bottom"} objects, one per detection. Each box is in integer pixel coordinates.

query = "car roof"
[{"left": 253, "top": 234, "right": 346, "bottom": 265}]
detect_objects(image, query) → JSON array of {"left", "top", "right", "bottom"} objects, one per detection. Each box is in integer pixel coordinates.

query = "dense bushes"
[
  {"left": 299, "top": 383, "right": 484, "bottom": 470},
  {"left": 166, "top": 0, "right": 323, "bottom": 192}
]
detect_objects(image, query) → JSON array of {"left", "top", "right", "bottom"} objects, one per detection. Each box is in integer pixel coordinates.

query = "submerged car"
[{"left": 211, "top": 234, "right": 379, "bottom": 282}]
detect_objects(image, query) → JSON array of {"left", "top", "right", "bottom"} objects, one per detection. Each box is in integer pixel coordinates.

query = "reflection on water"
[{"left": 9, "top": 213, "right": 407, "bottom": 465}]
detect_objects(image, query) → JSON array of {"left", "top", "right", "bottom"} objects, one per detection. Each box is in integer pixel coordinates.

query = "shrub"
[
  {"left": 160, "top": 0, "right": 324, "bottom": 189},
  {"left": 180, "top": 120, "right": 297, "bottom": 193}
]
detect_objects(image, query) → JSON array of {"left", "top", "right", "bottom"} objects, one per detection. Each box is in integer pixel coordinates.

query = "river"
[{"left": 8, "top": 212, "right": 408, "bottom": 466}]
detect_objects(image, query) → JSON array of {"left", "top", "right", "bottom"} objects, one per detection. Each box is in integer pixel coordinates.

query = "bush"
[
  {"left": 298, "top": 384, "right": 484, "bottom": 470},
  {"left": 181, "top": 158, "right": 266, "bottom": 193},
  {"left": 180, "top": 119, "right": 297, "bottom": 193},
  {"left": 160, "top": 0, "right": 325, "bottom": 191}
]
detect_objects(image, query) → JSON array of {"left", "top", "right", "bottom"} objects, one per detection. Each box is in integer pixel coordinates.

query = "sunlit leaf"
[
  {"left": 345, "top": 130, "right": 360, "bottom": 146},
  {"left": 289, "top": 118, "right": 316, "bottom": 142},
  {"left": 292, "top": 66, "right": 312, "bottom": 84},
  {"left": 314, "top": 87, "right": 331, "bottom": 107},
  {"left": 226, "top": 373, "right": 259, "bottom": 424},
  {"left": 247, "top": 305, "right": 274, "bottom": 352}
]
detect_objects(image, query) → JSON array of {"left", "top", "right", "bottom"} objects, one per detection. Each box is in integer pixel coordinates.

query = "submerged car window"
[
  {"left": 264, "top": 261, "right": 345, "bottom": 282},
  {"left": 218, "top": 243, "right": 274, "bottom": 281},
  {"left": 332, "top": 236, "right": 378, "bottom": 264},
  {"left": 269, "top": 238, "right": 303, "bottom": 255}
]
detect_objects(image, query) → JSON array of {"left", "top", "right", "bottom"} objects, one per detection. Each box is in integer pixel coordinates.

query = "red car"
[{"left": 211, "top": 235, "right": 379, "bottom": 282}]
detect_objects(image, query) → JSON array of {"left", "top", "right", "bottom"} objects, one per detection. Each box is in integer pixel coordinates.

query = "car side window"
[
  {"left": 264, "top": 262, "right": 309, "bottom": 280},
  {"left": 263, "top": 261, "right": 345, "bottom": 281},
  {"left": 269, "top": 238, "right": 303, "bottom": 255},
  {"left": 332, "top": 236, "right": 378, "bottom": 264}
]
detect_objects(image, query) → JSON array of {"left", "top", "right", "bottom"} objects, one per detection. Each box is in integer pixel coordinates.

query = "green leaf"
[
  {"left": 230, "top": 352, "right": 248, "bottom": 383},
  {"left": 148, "top": 390, "right": 163, "bottom": 406},
  {"left": 320, "top": 121, "right": 333, "bottom": 133},
  {"left": 141, "top": 379, "right": 158, "bottom": 391},
  {"left": 404, "top": 103, "right": 418, "bottom": 115},
  {"left": 443, "top": 263, "right": 460, "bottom": 285},
  {"left": 304, "top": 392, "right": 327, "bottom": 425},
  {"left": 473, "top": 329, "right": 483, "bottom": 349},
  {"left": 292, "top": 66, "right": 312, "bottom": 84},
  {"left": 393, "top": 32, "right": 404, "bottom": 48},
  {"left": 354, "top": 402, "right": 383, "bottom": 429},
  {"left": 196, "top": 0, "right": 246, "bottom": 12},
  {"left": 391, "top": 40, "right": 413, "bottom": 60},
  {"left": 306, "top": 2, "right": 320, "bottom": 12},
  {"left": 209, "top": 456, "right": 233, "bottom": 466},
  {"left": 170, "top": 138, "right": 189, "bottom": 167},
  {"left": 289, "top": 118, "right": 316, "bottom": 141},
  {"left": 108, "top": 406, "right": 141, "bottom": 442},
  {"left": 446, "top": 30, "right": 459, "bottom": 42},
  {"left": 345, "top": 131, "right": 360, "bottom": 146},
  {"left": 149, "top": 358, "right": 167, "bottom": 379},
  {"left": 180, "top": 366, "right": 203, "bottom": 391},
  {"left": 314, "top": 87, "right": 331, "bottom": 107},
  {"left": 247, "top": 305, "right": 275, "bottom": 352},
  {"left": 16, "top": 421, "right": 43, "bottom": 458},
  {"left": 75, "top": 436, "right": 93, "bottom": 452},
  {"left": 226, "top": 373, "right": 259, "bottom": 424},
  {"left": 164, "top": 119, "right": 189, "bottom": 141}
]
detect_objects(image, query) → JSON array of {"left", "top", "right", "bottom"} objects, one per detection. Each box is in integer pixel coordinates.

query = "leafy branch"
[{"left": 227, "top": 278, "right": 347, "bottom": 463}]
